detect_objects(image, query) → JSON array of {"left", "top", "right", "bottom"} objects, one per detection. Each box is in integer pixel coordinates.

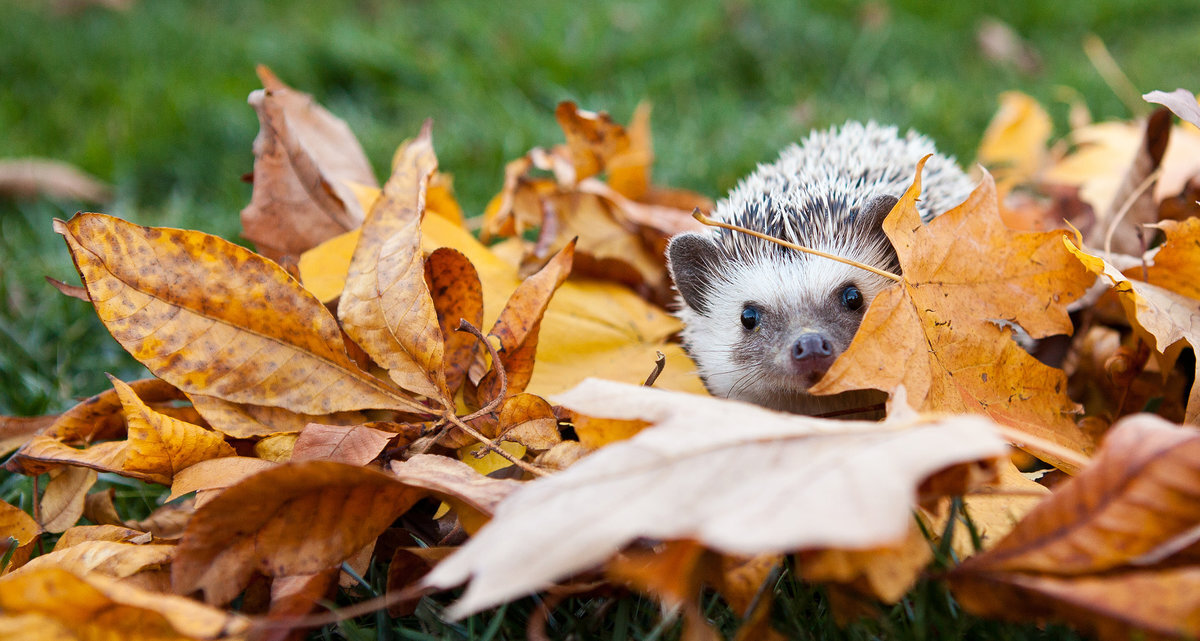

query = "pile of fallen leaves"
[{"left": 3, "top": 65, "right": 1200, "bottom": 641}]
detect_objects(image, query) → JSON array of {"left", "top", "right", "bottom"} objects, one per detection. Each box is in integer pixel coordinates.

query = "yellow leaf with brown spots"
[
  {"left": 110, "top": 377, "right": 234, "bottom": 485},
  {"left": 55, "top": 212, "right": 427, "bottom": 416},
  {"left": 813, "top": 164, "right": 1093, "bottom": 472},
  {"left": 339, "top": 122, "right": 449, "bottom": 404}
]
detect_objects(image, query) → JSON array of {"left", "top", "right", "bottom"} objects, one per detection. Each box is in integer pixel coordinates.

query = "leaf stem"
[
  {"left": 442, "top": 411, "right": 548, "bottom": 478},
  {"left": 692, "top": 210, "right": 902, "bottom": 282},
  {"left": 456, "top": 319, "right": 507, "bottom": 422}
]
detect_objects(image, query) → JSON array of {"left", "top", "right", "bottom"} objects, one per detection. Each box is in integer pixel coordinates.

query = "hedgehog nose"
[{"left": 793, "top": 333, "right": 833, "bottom": 361}]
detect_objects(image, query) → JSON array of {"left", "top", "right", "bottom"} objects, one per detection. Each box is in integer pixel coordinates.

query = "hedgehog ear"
[
  {"left": 667, "top": 233, "right": 722, "bottom": 316},
  {"left": 860, "top": 194, "right": 900, "bottom": 231}
]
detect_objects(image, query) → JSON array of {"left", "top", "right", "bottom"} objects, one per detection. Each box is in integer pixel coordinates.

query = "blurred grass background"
[
  {"left": 1, "top": 1, "right": 1196, "bottom": 637},
  {"left": 3, "top": 0, "right": 1198, "bottom": 415}
]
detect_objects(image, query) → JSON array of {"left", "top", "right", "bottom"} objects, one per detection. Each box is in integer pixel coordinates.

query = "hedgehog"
[{"left": 667, "top": 121, "right": 976, "bottom": 416}]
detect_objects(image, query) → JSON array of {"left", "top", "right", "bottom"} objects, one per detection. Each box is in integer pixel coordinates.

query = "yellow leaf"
[
  {"left": 457, "top": 441, "right": 526, "bottom": 477},
  {"left": 56, "top": 212, "right": 425, "bottom": 415},
  {"left": 254, "top": 433, "right": 298, "bottom": 463},
  {"left": 110, "top": 377, "right": 234, "bottom": 484},
  {"left": 976, "top": 91, "right": 1052, "bottom": 190}
]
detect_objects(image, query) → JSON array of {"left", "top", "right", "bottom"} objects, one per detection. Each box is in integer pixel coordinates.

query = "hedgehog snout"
[{"left": 791, "top": 332, "right": 837, "bottom": 382}]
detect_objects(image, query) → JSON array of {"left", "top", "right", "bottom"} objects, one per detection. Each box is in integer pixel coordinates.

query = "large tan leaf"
[
  {"left": 0, "top": 567, "right": 247, "bottom": 640},
  {"left": 172, "top": 461, "right": 423, "bottom": 605},
  {"left": 56, "top": 212, "right": 425, "bottom": 415},
  {"left": 111, "top": 377, "right": 234, "bottom": 484},
  {"left": 949, "top": 414, "right": 1200, "bottom": 639},
  {"left": 421, "top": 379, "right": 1008, "bottom": 617},
  {"left": 240, "top": 65, "right": 377, "bottom": 261},
  {"left": 813, "top": 166, "right": 1093, "bottom": 472},
  {"left": 339, "top": 122, "right": 448, "bottom": 403}
]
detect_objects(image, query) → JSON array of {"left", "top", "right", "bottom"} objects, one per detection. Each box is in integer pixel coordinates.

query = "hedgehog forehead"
[{"left": 718, "top": 255, "right": 866, "bottom": 311}]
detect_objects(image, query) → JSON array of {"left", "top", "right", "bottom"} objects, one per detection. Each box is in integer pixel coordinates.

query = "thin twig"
[
  {"left": 693, "top": 210, "right": 902, "bottom": 282},
  {"left": 994, "top": 425, "right": 1091, "bottom": 472},
  {"left": 1102, "top": 167, "right": 1161, "bottom": 257},
  {"left": 442, "top": 411, "right": 548, "bottom": 478},
  {"left": 1083, "top": 34, "right": 1146, "bottom": 116},
  {"left": 457, "top": 319, "right": 508, "bottom": 423},
  {"left": 642, "top": 351, "right": 666, "bottom": 387}
]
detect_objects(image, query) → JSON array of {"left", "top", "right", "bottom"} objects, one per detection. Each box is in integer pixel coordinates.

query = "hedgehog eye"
[
  {"left": 840, "top": 285, "right": 863, "bottom": 311},
  {"left": 741, "top": 305, "right": 760, "bottom": 330}
]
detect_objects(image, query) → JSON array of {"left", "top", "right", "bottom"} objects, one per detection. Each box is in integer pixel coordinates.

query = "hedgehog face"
[{"left": 670, "top": 234, "right": 894, "bottom": 412}]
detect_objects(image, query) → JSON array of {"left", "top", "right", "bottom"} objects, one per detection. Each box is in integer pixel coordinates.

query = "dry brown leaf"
[
  {"left": 8, "top": 436, "right": 132, "bottom": 479},
  {"left": 0, "top": 566, "right": 248, "bottom": 640},
  {"left": 0, "top": 158, "right": 112, "bottom": 202},
  {"left": 1084, "top": 108, "right": 1170, "bottom": 256},
  {"left": 496, "top": 393, "right": 560, "bottom": 452},
  {"left": 56, "top": 212, "right": 426, "bottom": 416},
  {"left": 41, "top": 378, "right": 183, "bottom": 444},
  {"left": 290, "top": 422, "right": 395, "bottom": 465},
  {"left": 422, "top": 379, "right": 1007, "bottom": 617},
  {"left": 474, "top": 240, "right": 576, "bottom": 405},
  {"left": 798, "top": 520, "right": 933, "bottom": 604},
  {"left": 389, "top": 454, "right": 522, "bottom": 535},
  {"left": 172, "top": 461, "right": 423, "bottom": 605},
  {"left": 339, "top": 122, "right": 449, "bottom": 403},
  {"left": 813, "top": 164, "right": 1093, "bottom": 472},
  {"left": 128, "top": 500, "right": 194, "bottom": 541},
  {"left": 241, "top": 65, "right": 377, "bottom": 261},
  {"left": 425, "top": 247, "right": 485, "bottom": 396},
  {"left": 607, "top": 540, "right": 720, "bottom": 641},
  {"left": 111, "top": 377, "right": 235, "bottom": 484},
  {"left": 257, "top": 570, "right": 338, "bottom": 641},
  {"left": 949, "top": 414, "right": 1200, "bottom": 639},
  {"left": 54, "top": 525, "right": 151, "bottom": 550},
  {"left": 556, "top": 101, "right": 633, "bottom": 183},
  {"left": 39, "top": 466, "right": 96, "bottom": 533}
]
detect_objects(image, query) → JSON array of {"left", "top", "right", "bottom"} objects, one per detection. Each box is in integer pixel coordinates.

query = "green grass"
[{"left": 2, "top": 0, "right": 1198, "bottom": 638}]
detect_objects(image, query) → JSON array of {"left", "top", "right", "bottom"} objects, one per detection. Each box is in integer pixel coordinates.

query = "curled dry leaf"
[
  {"left": 0, "top": 566, "right": 248, "bottom": 640},
  {"left": 473, "top": 239, "right": 576, "bottom": 405},
  {"left": 166, "top": 456, "right": 276, "bottom": 505},
  {"left": 54, "top": 525, "right": 151, "bottom": 550},
  {"left": 1066, "top": 222, "right": 1200, "bottom": 424},
  {"left": 39, "top": 466, "right": 97, "bottom": 533},
  {"left": 425, "top": 247, "right": 485, "bottom": 395},
  {"left": 241, "top": 65, "right": 377, "bottom": 261},
  {"left": 949, "top": 414, "right": 1200, "bottom": 639},
  {"left": 339, "top": 122, "right": 449, "bottom": 403},
  {"left": 43, "top": 377, "right": 183, "bottom": 444},
  {"left": 172, "top": 461, "right": 424, "bottom": 605},
  {"left": 55, "top": 212, "right": 426, "bottom": 416},
  {"left": 0, "top": 499, "right": 41, "bottom": 573},
  {"left": 1144, "top": 88, "right": 1200, "bottom": 130},
  {"left": 389, "top": 454, "right": 523, "bottom": 534},
  {"left": 496, "top": 393, "right": 561, "bottom": 452},
  {"left": 421, "top": 379, "right": 1008, "bottom": 618},
  {"left": 813, "top": 164, "right": 1093, "bottom": 472},
  {"left": 111, "top": 377, "right": 235, "bottom": 484}
]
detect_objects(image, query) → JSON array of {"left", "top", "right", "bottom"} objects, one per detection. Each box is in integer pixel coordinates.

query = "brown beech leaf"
[
  {"left": 339, "top": 122, "right": 449, "bottom": 403},
  {"left": 555, "top": 101, "right": 632, "bottom": 183},
  {"left": 1066, "top": 225, "right": 1200, "bottom": 424},
  {"left": 172, "top": 461, "right": 424, "bottom": 605},
  {"left": 55, "top": 212, "right": 426, "bottom": 416},
  {"left": 0, "top": 566, "right": 248, "bottom": 640},
  {"left": 1084, "top": 108, "right": 1171, "bottom": 256},
  {"left": 425, "top": 247, "right": 484, "bottom": 396},
  {"left": 257, "top": 570, "right": 338, "bottom": 641},
  {"left": 8, "top": 436, "right": 132, "bottom": 479},
  {"left": 54, "top": 525, "right": 151, "bottom": 550},
  {"left": 111, "top": 377, "right": 234, "bottom": 484},
  {"left": 949, "top": 414, "right": 1200, "bottom": 639},
  {"left": 39, "top": 466, "right": 97, "bottom": 533},
  {"left": 797, "top": 519, "right": 933, "bottom": 604},
  {"left": 290, "top": 422, "right": 395, "bottom": 465},
  {"left": 241, "top": 65, "right": 377, "bottom": 261},
  {"left": 475, "top": 240, "right": 576, "bottom": 404},
  {"left": 187, "top": 393, "right": 366, "bottom": 439},
  {"left": 421, "top": 379, "right": 1007, "bottom": 617},
  {"left": 812, "top": 164, "right": 1093, "bottom": 472}
]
